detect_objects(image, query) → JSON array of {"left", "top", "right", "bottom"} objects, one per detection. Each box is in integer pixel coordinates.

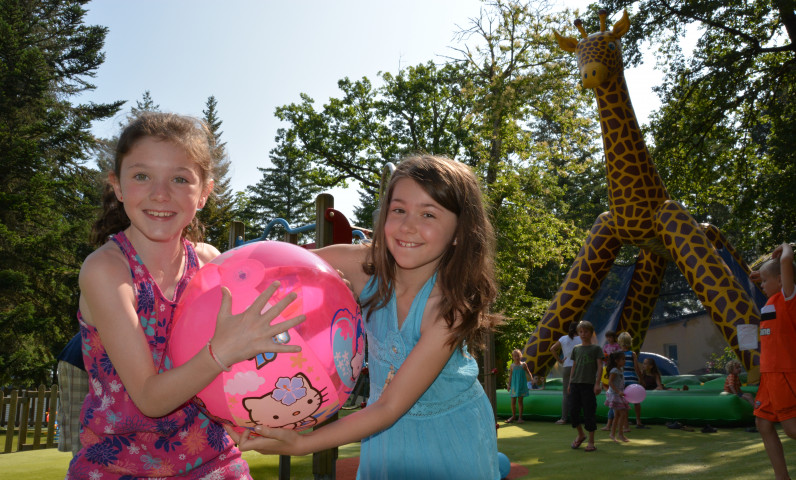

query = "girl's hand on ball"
[
  {"left": 213, "top": 281, "right": 305, "bottom": 366},
  {"left": 223, "top": 425, "right": 242, "bottom": 444},
  {"left": 224, "top": 424, "right": 305, "bottom": 456},
  {"left": 336, "top": 269, "right": 356, "bottom": 299}
]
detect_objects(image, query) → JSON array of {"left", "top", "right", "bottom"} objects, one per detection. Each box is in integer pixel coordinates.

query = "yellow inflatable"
[{"left": 522, "top": 10, "right": 762, "bottom": 383}]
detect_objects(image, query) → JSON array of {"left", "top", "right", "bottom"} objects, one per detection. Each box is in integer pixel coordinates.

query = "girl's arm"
[
  {"left": 654, "top": 373, "right": 664, "bottom": 390},
  {"left": 313, "top": 243, "right": 371, "bottom": 298},
  {"left": 229, "top": 306, "right": 462, "bottom": 456},
  {"left": 549, "top": 340, "right": 563, "bottom": 364},
  {"left": 79, "top": 246, "right": 304, "bottom": 417},
  {"left": 608, "top": 371, "right": 621, "bottom": 393},
  {"left": 632, "top": 352, "right": 642, "bottom": 378},
  {"left": 522, "top": 361, "right": 534, "bottom": 385}
]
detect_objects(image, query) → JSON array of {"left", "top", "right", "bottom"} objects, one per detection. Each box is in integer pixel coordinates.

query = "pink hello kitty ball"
[{"left": 168, "top": 241, "right": 364, "bottom": 433}]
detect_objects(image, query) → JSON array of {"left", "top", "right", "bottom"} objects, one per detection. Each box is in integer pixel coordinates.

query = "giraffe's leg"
[
  {"left": 615, "top": 249, "right": 667, "bottom": 352},
  {"left": 701, "top": 223, "right": 751, "bottom": 275},
  {"left": 655, "top": 201, "right": 761, "bottom": 379},
  {"left": 702, "top": 222, "right": 766, "bottom": 297},
  {"left": 523, "top": 212, "right": 622, "bottom": 376}
]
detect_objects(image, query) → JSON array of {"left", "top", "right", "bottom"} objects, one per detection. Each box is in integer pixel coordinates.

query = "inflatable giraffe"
[{"left": 522, "top": 10, "right": 761, "bottom": 381}]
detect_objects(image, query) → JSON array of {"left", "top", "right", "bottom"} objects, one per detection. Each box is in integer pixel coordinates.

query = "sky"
[{"left": 80, "top": 0, "right": 667, "bottom": 222}]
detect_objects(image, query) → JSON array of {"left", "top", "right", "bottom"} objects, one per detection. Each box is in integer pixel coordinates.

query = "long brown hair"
[
  {"left": 90, "top": 112, "right": 214, "bottom": 246},
  {"left": 362, "top": 155, "right": 502, "bottom": 353}
]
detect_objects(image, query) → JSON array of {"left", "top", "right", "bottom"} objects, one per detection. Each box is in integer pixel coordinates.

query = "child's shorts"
[
  {"left": 605, "top": 391, "right": 628, "bottom": 410},
  {"left": 754, "top": 372, "right": 796, "bottom": 422}
]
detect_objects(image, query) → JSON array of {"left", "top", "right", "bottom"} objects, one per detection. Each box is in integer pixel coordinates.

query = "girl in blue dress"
[
  {"left": 506, "top": 349, "right": 533, "bottom": 423},
  {"left": 229, "top": 155, "right": 502, "bottom": 479}
]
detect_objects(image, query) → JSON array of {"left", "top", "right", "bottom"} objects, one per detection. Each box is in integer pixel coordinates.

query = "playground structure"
[
  {"left": 522, "top": 10, "right": 764, "bottom": 381},
  {"left": 228, "top": 196, "right": 370, "bottom": 250}
]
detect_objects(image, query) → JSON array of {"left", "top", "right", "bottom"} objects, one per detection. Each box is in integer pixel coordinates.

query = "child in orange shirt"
[{"left": 752, "top": 243, "right": 796, "bottom": 480}]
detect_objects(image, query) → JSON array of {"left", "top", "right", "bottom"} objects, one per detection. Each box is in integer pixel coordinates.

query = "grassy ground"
[
  {"left": 496, "top": 420, "right": 794, "bottom": 479},
  {"left": 0, "top": 420, "right": 793, "bottom": 479}
]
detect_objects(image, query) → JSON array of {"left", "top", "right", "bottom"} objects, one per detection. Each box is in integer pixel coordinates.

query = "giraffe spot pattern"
[{"left": 525, "top": 16, "right": 760, "bottom": 375}]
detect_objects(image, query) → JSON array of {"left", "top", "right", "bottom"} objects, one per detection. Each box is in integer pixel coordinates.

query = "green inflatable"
[{"left": 497, "top": 377, "right": 755, "bottom": 427}]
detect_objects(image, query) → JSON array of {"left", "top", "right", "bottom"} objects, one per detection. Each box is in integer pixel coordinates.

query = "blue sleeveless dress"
[
  {"left": 357, "top": 274, "right": 499, "bottom": 480},
  {"left": 509, "top": 363, "right": 530, "bottom": 398}
]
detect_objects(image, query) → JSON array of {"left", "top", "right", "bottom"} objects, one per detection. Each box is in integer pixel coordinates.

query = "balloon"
[
  {"left": 168, "top": 241, "right": 364, "bottom": 433},
  {"left": 624, "top": 383, "right": 647, "bottom": 404},
  {"left": 497, "top": 452, "right": 510, "bottom": 479}
]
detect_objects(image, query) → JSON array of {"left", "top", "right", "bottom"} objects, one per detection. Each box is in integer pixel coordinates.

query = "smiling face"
[
  {"left": 110, "top": 137, "right": 211, "bottom": 244},
  {"left": 383, "top": 178, "right": 458, "bottom": 276}
]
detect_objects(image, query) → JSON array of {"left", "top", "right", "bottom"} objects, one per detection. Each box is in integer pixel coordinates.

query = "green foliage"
[
  {"left": 270, "top": 0, "right": 603, "bottom": 362},
  {"left": 352, "top": 189, "right": 377, "bottom": 231},
  {"left": 242, "top": 128, "right": 325, "bottom": 243},
  {"left": 452, "top": 0, "right": 601, "bottom": 361},
  {"left": 197, "top": 95, "right": 236, "bottom": 250},
  {"left": 0, "top": 0, "right": 121, "bottom": 386},
  {"left": 128, "top": 90, "right": 159, "bottom": 119},
  {"left": 706, "top": 346, "right": 737, "bottom": 374},
  {"left": 274, "top": 61, "right": 474, "bottom": 217}
]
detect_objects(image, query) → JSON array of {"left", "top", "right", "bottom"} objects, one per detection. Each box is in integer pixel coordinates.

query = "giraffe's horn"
[
  {"left": 573, "top": 18, "right": 588, "bottom": 39},
  {"left": 599, "top": 9, "right": 608, "bottom": 32}
]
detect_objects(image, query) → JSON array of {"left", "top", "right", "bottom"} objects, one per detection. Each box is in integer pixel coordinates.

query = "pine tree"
[
  {"left": 129, "top": 90, "right": 160, "bottom": 117},
  {"left": 0, "top": 0, "right": 122, "bottom": 386},
  {"left": 197, "top": 95, "right": 235, "bottom": 249},
  {"left": 244, "top": 129, "right": 324, "bottom": 243},
  {"left": 353, "top": 189, "right": 377, "bottom": 231}
]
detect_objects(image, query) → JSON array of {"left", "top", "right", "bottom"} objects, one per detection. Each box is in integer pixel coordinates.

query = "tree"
[
  {"left": 264, "top": 1, "right": 604, "bottom": 377},
  {"left": 450, "top": 0, "right": 602, "bottom": 366},
  {"left": 243, "top": 129, "right": 325, "bottom": 242},
  {"left": 265, "top": 2, "right": 605, "bottom": 372},
  {"left": 274, "top": 62, "right": 474, "bottom": 205},
  {"left": 197, "top": 95, "right": 235, "bottom": 249},
  {"left": 90, "top": 91, "right": 160, "bottom": 188},
  {"left": 0, "top": 0, "right": 122, "bottom": 386},
  {"left": 599, "top": 0, "right": 796, "bottom": 254},
  {"left": 353, "top": 189, "right": 378, "bottom": 230},
  {"left": 129, "top": 90, "right": 159, "bottom": 118}
]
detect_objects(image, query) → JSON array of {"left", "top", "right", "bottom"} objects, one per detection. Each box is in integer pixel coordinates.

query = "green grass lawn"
[{"left": 0, "top": 420, "right": 793, "bottom": 479}]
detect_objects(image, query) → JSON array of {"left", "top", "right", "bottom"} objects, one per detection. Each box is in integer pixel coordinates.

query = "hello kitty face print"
[{"left": 242, "top": 373, "right": 326, "bottom": 429}]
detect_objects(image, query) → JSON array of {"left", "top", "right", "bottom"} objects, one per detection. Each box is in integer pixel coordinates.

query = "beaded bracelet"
[{"left": 207, "top": 340, "right": 231, "bottom": 372}]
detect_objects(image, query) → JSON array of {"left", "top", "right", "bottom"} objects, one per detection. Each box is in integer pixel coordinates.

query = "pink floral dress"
[{"left": 67, "top": 232, "right": 250, "bottom": 479}]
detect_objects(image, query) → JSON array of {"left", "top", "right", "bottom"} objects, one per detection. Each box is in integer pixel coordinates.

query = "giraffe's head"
[{"left": 554, "top": 10, "right": 630, "bottom": 88}]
